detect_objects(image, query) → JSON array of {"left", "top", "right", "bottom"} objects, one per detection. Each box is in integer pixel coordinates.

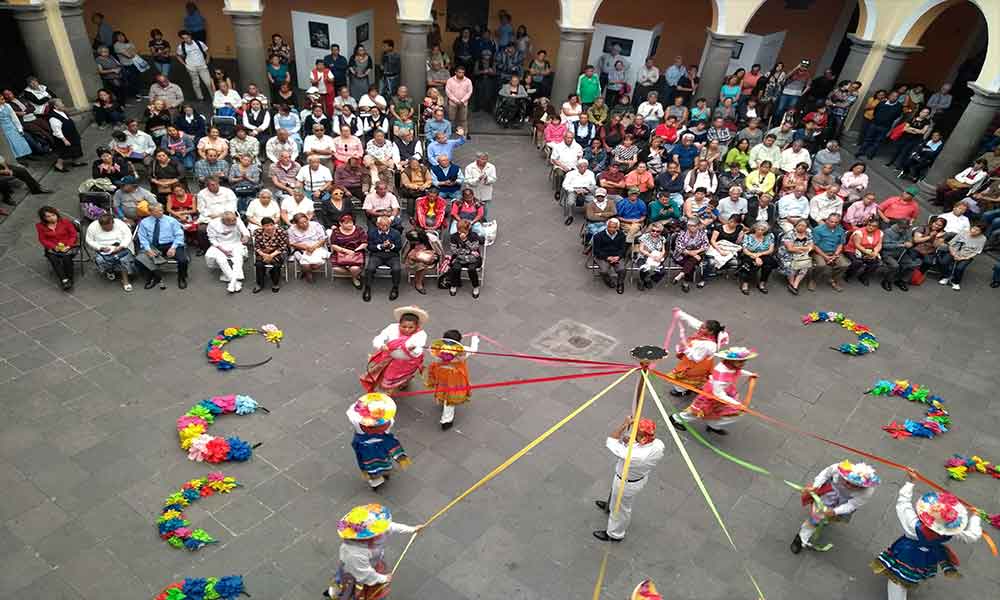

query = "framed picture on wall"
[
  {"left": 649, "top": 35, "right": 661, "bottom": 58},
  {"left": 731, "top": 41, "right": 744, "bottom": 60},
  {"left": 602, "top": 36, "right": 634, "bottom": 57},
  {"left": 308, "top": 21, "right": 330, "bottom": 50},
  {"left": 356, "top": 23, "right": 369, "bottom": 45},
  {"left": 446, "top": 0, "right": 489, "bottom": 33}
]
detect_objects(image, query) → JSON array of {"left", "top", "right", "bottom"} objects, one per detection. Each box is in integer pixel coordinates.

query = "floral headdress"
[
  {"left": 351, "top": 393, "right": 397, "bottom": 428},
  {"left": 916, "top": 491, "right": 968, "bottom": 535},
  {"left": 337, "top": 503, "right": 392, "bottom": 540},
  {"left": 836, "top": 460, "right": 880, "bottom": 488},
  {"left": 714, "top": 346, "right": 758, "bottom": 361}
]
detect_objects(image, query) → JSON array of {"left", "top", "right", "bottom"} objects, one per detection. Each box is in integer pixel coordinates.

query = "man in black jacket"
[
  {"left": 745, "top": 192, "right": 778, "bottom": 232},
  {"left": 857, "top": 90, "right": 903, "bottom": 159},
  {"left": 593, "top": 217, "right": 627, "bottom": 293}
]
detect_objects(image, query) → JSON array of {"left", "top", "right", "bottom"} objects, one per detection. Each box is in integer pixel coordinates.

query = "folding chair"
[{"left": 211, "top": 115, "right": 238, "bottom": 139}]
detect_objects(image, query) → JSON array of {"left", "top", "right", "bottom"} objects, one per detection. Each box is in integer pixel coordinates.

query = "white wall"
[
  {"left": 587, "top": 23, "right": 663, "bottom": 91},
  {"left": 727, "top": 31, "right": 786, "bottom": 74},
  {"left": 289, "top": 9, "right": 374, "bottom": 91},
  {"left": 345, "top": 10, "right": 375, "bottom": 58}
]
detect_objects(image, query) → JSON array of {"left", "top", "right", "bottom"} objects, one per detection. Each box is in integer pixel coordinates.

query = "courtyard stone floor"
[{"left": 0, "top": 112, "right": 999, "bottom": 600}]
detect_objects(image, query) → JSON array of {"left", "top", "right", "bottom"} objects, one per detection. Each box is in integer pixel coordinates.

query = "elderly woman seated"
[
  {"left": 843, "top": 217, "right": 883, "bottom": 286},
  {"left": 776, "top": 219, "right": 814, "bottom": 294},
  {"left": 449, "top": 188, "right": 485, "bottom": 235},
  {"left": 448, "top": 219, "right": 483, "bottom": 298},
  {"left": 670, "top": 218, "right": 709, "bottom": 292},
  {"left": 329, "top": 213, "right": 368, "bottom": 289},
  {"left": 85, "top": 213, "right": 135, "bottom": 292},
  {"left": 287, "top": 212, "right": 329, "bottom": 282},
  {"left": 635, "top": 222, "right": 668, "bottom": 290},
  {"left": 738, "top": 221, "right": 777, "bottom": 295},
  {"left": 405, "top": 228, "right": 443, "bottom": 295},
  {"left": 36, "top": 206, "right": 79, "bottom": 291},
  {"left": 252, "top": 217, "right": 288, "bottom": 293},
  {"left": 706, "top": 213, "right": 744, "bottom": 275}
]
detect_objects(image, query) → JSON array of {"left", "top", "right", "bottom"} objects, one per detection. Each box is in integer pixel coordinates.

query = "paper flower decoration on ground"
[
  {"left": 205, "top": 325, "right": 283, "bottom": 370},
  {"left": 177, "top": 395, "right": 266, "bottom": 463},
  {"left": 158, "top": 473, "right": 240, "bottom": 550},
  {"left": 801, "top": 311, "right": 879, "bottom": 355},
  {"left": 867, "top": 379, "right": 950, "bottom": 440},
  {"left": 945, "top": 455, "right": 1000, "bottom": 481},
  {"left": 154, "top": 575, "right": 247, "bottom": 600}
]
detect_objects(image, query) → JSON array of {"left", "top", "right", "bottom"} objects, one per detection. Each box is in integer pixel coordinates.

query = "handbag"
[
  {"left": 790, "top": 253, "right": 812, "bottom": 271},
  {"left": 887, "top": 122, "right": 907, "bottom": 141},
  {"left": 910, "top": 269, "right": 926, "bottom": 286}
]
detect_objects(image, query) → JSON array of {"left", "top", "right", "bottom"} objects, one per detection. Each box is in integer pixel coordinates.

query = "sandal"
[
  {"left": 123, "top": 283, "right": 133, "bottom": 292},
  {"left": 740, "top": 284, "right": 750, "bottom": 295},
  {"left": 786, "top": 284, "right": 799, "bottom": 295},
  {"left": 757, "top": 283, "right": 768, "bottom": 294}
]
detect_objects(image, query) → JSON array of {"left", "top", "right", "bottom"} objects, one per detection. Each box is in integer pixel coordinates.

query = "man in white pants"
[
  {"left": 593, "top": 416, "right": 664, "bottom": 541},
  {"left": 205, "top": 212, "right": 249, "bottom": 293}
]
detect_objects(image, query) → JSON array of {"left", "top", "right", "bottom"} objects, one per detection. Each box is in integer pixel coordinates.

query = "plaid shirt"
[
  {"left": 707, "top": 127, "right": 732, "bottom": 148},
  {"left": 195, "top": 159, "right": 229, "bottom": 180}
]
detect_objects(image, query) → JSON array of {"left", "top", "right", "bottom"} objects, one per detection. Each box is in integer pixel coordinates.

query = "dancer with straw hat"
[
  {"left": 425, "top": 329, "right": 479, "bottom": 430},
  {"left": 325, "top": 503, "right": 421, "bottom": 599},
  {"left": 347, "top": 393, "right": 411, "bottom": 489},
  {"left": 361, "top": 306, "right": 429, "bottom": 394},
  {"left": 791, "top": 459, "right": 880, "bottom": 554},
  {"left": 670, "top": 347, "right": 758, "bottom": 435},
  {"left": 631, "top": 579, "right": 663, "bottom": 600}
]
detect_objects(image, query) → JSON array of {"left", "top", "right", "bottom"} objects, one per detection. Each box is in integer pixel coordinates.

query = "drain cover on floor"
[{"left": 530, "top": 319, "right": 619, "bottom": 359}]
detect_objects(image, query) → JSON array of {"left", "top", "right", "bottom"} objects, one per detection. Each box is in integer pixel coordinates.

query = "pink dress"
[
  {"left": 686, "top": 363, "right": 751, "bottom": 421},
  {"left": 360, "top": 324, "right": 427, "bottom": 393}
]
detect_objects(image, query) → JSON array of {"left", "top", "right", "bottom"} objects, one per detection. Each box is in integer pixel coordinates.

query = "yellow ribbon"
[
  {"left": 392, "top": 368, "right": 637, "bottom": 574},
  {"left": 614, "top": 371, "right": 647, "bottom": 515},
  {"left": 591, "top": 546, "right": 610, "bottom": 600},
  {"left": 642, "top": 372, "right": 766, "bottom": 599}
]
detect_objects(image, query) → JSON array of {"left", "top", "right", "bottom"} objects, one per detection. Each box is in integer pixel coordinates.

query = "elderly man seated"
[
  {"left": 265, "top": 128, "right": 299, "bottom": 163},
  {"left": 113, "top": 176, "right": 161, "bottom": 225},
  {"left": 363, "top": 215, "right": 403, "bottom": 302},
  {"left": 296, "top": 154, "right": 334, "bottom": 210},
  {"left": 809, "top": 185, "right": 843, "bottom": 225},
  {"left": 194, "top": 148, "right": 229, "bottom": 186},
  {"left": 363, "top": 181, "right": 402, "bottom": 230},
  {"left": 364, "top": 130, "right": 400, "bottom": 193},
  {"left": 777, "top": 184, "right": 810, "bottom": 235},
  {"left": 426, "top": 128, "right": 467, "bottom": 164},
  {"left": 592, "top": 217, "right": 626, "bottom": 293},
  {"left": 430, "top": 155, "right": 464, "bottom": 201},
  {"left": 880, "top": 219, "right": 920, "bottom": 292},
  {"left": 281, "top": 187, "right": 315, "bottom": 226},
  {"left": 809, "top": 212, "right": 849, "bottom": 292},
  {"left": 205, "top": 211, "right": 250, "bottom": 293},
  {"left": 561, "top": 159, "right": 596, "bottom": 226},
  {"left": 136, "top": 204, "right": 189, "bottom": 290},
  {"left": 616, "top": 187, "right": 648, "bottom": 242},
  {"left": 85, "top": 213, "right": 136, "bottom": 292},
  {"left": 196, "top": 177, "right": 238, "bottom": 252},
  {"left": 549, "top": 130, "right": 584, "bottom": 197}
]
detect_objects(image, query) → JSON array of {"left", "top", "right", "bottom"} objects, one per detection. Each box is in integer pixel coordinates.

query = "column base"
[{"left": 916, "top": 179, "right": 937, "bottom": 202}]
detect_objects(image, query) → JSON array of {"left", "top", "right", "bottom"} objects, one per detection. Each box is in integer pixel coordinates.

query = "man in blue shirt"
[
  {"left": 616, "top": 187, "right": 648, "bottom": 242},
  {"left": 810, "top": 212, "right": 849, "bottom": 292},
  {"left": 424, "top": 108, "right": 452, "bottom": 143},
  {"left": 426, "top": 130, "right": 466, "bottom": 164},
  {"left": 136, "top": 204, "right": 189, "bottom": 289},
  {"left": 363, "top": 215, "right": 403, "bottom": 302},
  {"left": 323, "top": 44, "right": 349, "bottom": 90},
  {"left": 671, "top": 134, "right": 700, "bottom": 171},
  {"left": 663, "top": 56, "right": 687, "bottom": 103}
]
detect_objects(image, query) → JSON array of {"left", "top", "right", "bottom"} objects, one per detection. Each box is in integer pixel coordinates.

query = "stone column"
[
  {"left": 399, "top": 20, "right": 431, "bottom": 102},
  {"left": 698, "top": 30, "right": 743, "bottom": 108},
  {"left": 917, "top": 84, "right": 1000, "bottom": 198},
  {"left": 60, "top": 1, "right": 101, "bottom": 99},
  {"left": 12, "top": 6, "right": 72, "bottom": 103},
  {"left": 838, "top": 34, "right": 874, "bottom": 82},
  {"left": 842, "top": 44, "right": 922, "bottom": 144},
  {"left": 552, "top": 27, "right": 590, "bottom": 104},
  {"left": 225, "top": 9, "right": 268, "bottom": 91}
]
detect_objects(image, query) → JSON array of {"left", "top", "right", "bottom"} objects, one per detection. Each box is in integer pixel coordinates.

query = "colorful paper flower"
[
  {"left": 157, "top": 475, "right": 241, "bottom": 551},
  {"left": 176, "top": 395, "right": 262, "bottom": 464},
  {"left": 802, "top": 311, "right": 878, "bottom": 356},
  {"left": 869, "top": 379, "right": 950, "bottom": 440},
  {"left": 205, "top": 325, "right": 284, "bottom": 371}
]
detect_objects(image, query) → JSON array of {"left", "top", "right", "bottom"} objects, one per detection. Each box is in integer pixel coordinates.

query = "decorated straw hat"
[
  {"left": 429, "top": 338, "right": 466, "bottom": 360},
  {"left": 392, "top": 305, "right": 429, "bottom": 326},
  {"left": 351, "top": 393, "right": 397, "bottom": 427},
  {"left": 836, "top": 460, "right": 880, "bottom": 488},
  {"left": 631, "top": 579, "right": 662, "bottom": 600},
  {"left": 915, "top": 491, "right": 969, "bottom": 535},
  {"left": 337, "top": 503, "right": 392, "bottom": 540},
  {"left": 713, "top": 346, "right": 758, "bottom": 361}
]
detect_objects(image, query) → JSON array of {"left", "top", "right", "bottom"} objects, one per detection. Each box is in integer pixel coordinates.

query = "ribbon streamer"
[
  {"left": 613, "top": 372, "right": 648, "bottom": 516},
  {"left": 391, "top": 368, "right": 631, "bottom": 398},
  {"left": 468, "top": 332, "right": 632, "bottom": 369},
  {"left": 591, "top": 546, "right": 610, "bottom": 600},
  {"left": 642, "top": 372, "right": 765, "bottom": 598},
  {"left": 391, "top": 369, "right": 638, "bottom": 574}
]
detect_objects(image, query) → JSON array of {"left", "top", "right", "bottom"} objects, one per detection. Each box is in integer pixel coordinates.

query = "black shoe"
[
  {"left": 272, "top": 286, "right": 280, "bottom": 293},
  {"left": 592, "top": 530, "right": 621, "bottom": 542},
  {"left": 859, "top": 276, "right": 870, "bottom": 287},
  {"left": 144, "top": 276, "right": 161, "bottom": 289},
  {"left": 790, "top": 534, "right": 803, "bottom": 554},
  {"left": 388, "top": 287, "right": 399, "bottom": 301},
  {"left": 681, "top": 282, "right": 690, "bottom": 293},
  {"left": 881, "top": 279, "right": 892, "bottom": 291},
  {"left": 441, "top": 421, "right": 453, "bottom": 430},
  {"left": 60, "top": 278, "right": 73, "bottom": 291},
  {"left": 706, "top": 425, "right": 728, "bottom": 435},
  {"left": 669, "top": 389, "right": 686, "bottom": 397},
  {"left": 196, "top": 248, "right": 206, "bottom": 257},
  {"left": 252, "top": 286, "right": 262, "bottom": 294},
  {"left": 415, "top": 286, "right": 427, "bottom": 295},
  {"left": 177, "top": 276, "right": 187, "bottom": 289},
  {"left": 564, "top": 215, "right": 574, "bottom": 226},
  {"left": 896, "top": 281, "right": 909, "bottom": 291},
  {"left": 363, "top": 287, "right": 372, "bottom": 302},
  {"left": 595, "top": 500, "right": 610, "bottom": 513},
  {"left": 616, "top": 280, "right": 624, "bottom": 294},
  {"left": 33, "top": 188, "right": 53, "bottom": 195},
  {"left": 669, "top": 415, "right": 687, "bottom": 431},
  {"left": 757, "top": 283, "right": 768, "bottom": 294}
]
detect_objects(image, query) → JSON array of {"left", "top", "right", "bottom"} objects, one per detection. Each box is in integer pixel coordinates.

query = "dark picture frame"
[
  {"left": 355, "top": 23, "right": 369, "bottom": 45},
  {"left": 731, "top": 41, "right": 744, "bottom": 60},
  {"left": 308, "top": 21, "right": 330, "bottom": 50},
  {"left": 601, "top": 36, "right": 634, "bottom": 57},
  {"left": 446, "top": 0, "right": 489, "bottom": 33}
]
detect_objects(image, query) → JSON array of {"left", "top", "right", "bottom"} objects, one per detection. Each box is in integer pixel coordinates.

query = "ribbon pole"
[{"left": 391, "top": 369, "right": 638, "bottom": 574}]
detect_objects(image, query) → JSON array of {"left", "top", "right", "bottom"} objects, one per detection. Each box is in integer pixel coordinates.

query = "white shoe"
[
  {"left": 227, "top": 279, "right": 237, "bottom": 293},
  {"left": 220, "top": 274, "right": 230, "bottom": 282},
  {"left": 234, "top": 280, "right": 242, "bottom": 292},
  {"left": 951, "top": 283, "right": 961, "bottom": 291},
  {"left": 938, "top": 278, "right": 949, "bottom": 285}
]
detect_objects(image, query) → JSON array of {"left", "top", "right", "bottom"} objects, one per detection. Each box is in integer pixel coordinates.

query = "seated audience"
[
  {"left": 363, "top": 215, "right": 403, "bottom": 301},
  {"left": 85, "top": 213, "right": 136, "bottom": 292},
  {"left": 448, "top": 219, "right": 483, "bottom": 298},
  {"left": 843, "top": 218, "right": 883, "bottom": 286},
  {"left": 136, "top": 204, "right": 189, "bottom": 289},
  {"left": 205, "top": 211, "right": 250, "bottom": 293},
  {"left": 287, "top": 212, "right": 329, "bottom": 282},
  {"left": 329, "top": 213, "right": 368, "bottom": 289},
  {"left": 777, "top": 219, "right": 813, "bottom": 294},
  {"left": 252, "top": 217, "right": 288, "bottom": 293},
  {"left": 592, "top": 217, "right": 626, "bottom": 293},
  {"left": 937, "top": 224, "right": 985, "bottom": 291},
  {"left": 738, "top": 221, "right": 777, "bottom": 295},
  {"left": 810, "top": 212, "right": 849, "bottom": 292},
  {"left": 36, "top": 206, "right": 79, "bottom": 291},
  {"left": 671, "top": 218, "right": 709, "bottom": 292}
]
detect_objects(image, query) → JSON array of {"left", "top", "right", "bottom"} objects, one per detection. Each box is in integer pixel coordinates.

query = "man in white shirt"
[
  {"left": 280, "top": 188, "right": 314, "bottom": 225},
  {"left": 196, "top": 177, "right": 238, "bottom": 225},
  {"left": 303, "top": 124, "right": 336, "bottom": 166},
  {"left": 634, "top": 58, "right": 660, "bottom": 109},
  {"left": 296, "top": 155, "right": 333, "bottom": 204},
  {"left": 549, "top": 132, "right": 583, "bottom": 172},
  {"left": 120, "top": 119, "right": 156, "bottom": 168},
  {"left": 778, "top": 184, "right": 810, "bottom": 234},
  {"left": 358, "top": 88, "right": 387, "bottom": 116},
  {"left": 364, "top": 130, "right": 400, "bottom": 190},
  {"left": 748, "top": 134, "right": 782, "bottom": 169},
  {"left": 176, "top": 31, "right": 211, "bottom": 101},
  {"left": 636, "top": 91, "right": 665, "bottom": 127},
  {"left": 363, "top": 181, "right": 402, "bottom": 229},
  {"left": 780, "top": 138, "right": 812, "bottom": 174},
  {"left": 593, "top": 416, "right": 665, "bottom": 542},
  {"left": 809, "top": 185, "right": 844, "bottom": 224},
  {"left": 265, "top": 128, "right": 299, "bottom": 163},
  {"left": 205, "top": 211, "right": 250, "bottom": 293},
  {"left": 717, "top": 186, "right": 748, "bottom": 222},
  {"left": 937, "top": 202, "right": 971, "bottom": 236},
  {"left": 212, "top": 81, "right": 242, "bottom": 115},
  {"left": 464, "top": 152, "right": 497, "bottom": 218},
  {"left": 683, "top": 160, "right": 718, "bottom": 195},
  {"left": 561, "top": 159, "right": 596, "bottom": 225},
  {"left": 241, "top": 84, "right": 269, "bottom": 110}
]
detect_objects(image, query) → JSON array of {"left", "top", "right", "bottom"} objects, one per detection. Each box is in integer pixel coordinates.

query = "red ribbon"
[
  {"left": 464, "top": 348, "right": 634, "bottom": 368},
  {"left": 391, "top": 368, "right": 632, "bottom": 398}
]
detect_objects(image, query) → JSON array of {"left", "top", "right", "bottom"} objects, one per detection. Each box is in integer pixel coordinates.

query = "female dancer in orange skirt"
[
  {"left": 667, "top": 308, "right": 727, "bottom": 397},
  {"left": 425, "top": 329, "right": 479, "bottom": 430}
]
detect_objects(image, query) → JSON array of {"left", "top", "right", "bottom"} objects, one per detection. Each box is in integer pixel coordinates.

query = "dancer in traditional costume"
[
  {"left": 871, "top": 471, "right": 982, "bottom": 600},
  {"left": 347, "top": 393, "right": 411, "bottom": 489},
  {"left": 326, "top": 503, "right": 421, "bottom": 600},
  {"left": 670, "top": 346, "right": 757, "bottom": 435},
  {"left": 361, "top": 306, "right": 428, "bottom": 394},
  {"left": 593, "top": 416, "right": 665, "bottom": 542},
  {"left": 631, "top": 580, "right": 662, "bottom": 600},
  {"left": 791, "top": 460, "right": 880, "bottom": 553},
  {"left": 667, "top": 308, "right": 727, "bottom": 396},
  {"left": 424, "top": 330, "right": 479, "bottom": 430}
]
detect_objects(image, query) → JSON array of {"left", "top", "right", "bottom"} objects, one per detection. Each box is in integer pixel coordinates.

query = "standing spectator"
[
  {"left": 526, "top": 50, "right": 553, "bottom": 99},
  {"left": 348, "top": 45, "right": 373, "bottom": 99},
  {"left": 48, "top": 99, "right": 84, "bottom": 173},
  {"left": 857, "top": 90, "right": 903, "bottom": 160},
  {"left": 112, "top": 31, "right": 141, "bottom": 101},
  {"left": 464, "top": 152, "right": 497, "bottom": 218},
  {"left": 634, "top": 58, "right": 660, "bottom": 110},
  {"left": 926, "top": 83, "right": 952, "bottom": 117},
  {"left": 266, "top": 55, "right": 290, "bottom": 101},
  {"left": 577, "top": 65, "right": 602, "bottom": 108},
  {"left": 95, "top": 46, "right": 126, "bottom": 106},
  {"left": 674, "top": 65, "right": 699, "bottom": 107},
  {"left": 0, "top": 95, "right": 33, "bottom": 163},
  {"left": 774, "top": 61, "right": 811, "bottom": 124},
  {"left": 183, "top": 2, "right": 207, "bottom": 43},
  {"left": 176, "top": 30, "right": 211, "bottom": 102},
  {"left": 149, "top": 29, "right": 173, "bottom": 77},
  {"left": 267, "top": 34, "right": 291, "bottom": 64},
  {"left": 91, "top": 13, "right": 114, "bottom": 49},
  {"left": 324, "top": 44, "right": 349, "bottom": 90},
  {"left": 36, "top": 206, "right": 78, "bottom": 291},
  {"left": 446, "top": 66, "right": 473, "bottom": 137},
  {"left": 663, "top": 56, "right": 687, "bottom": 103},
  {"left": 826, "top": 80, "right": 861, "bottom": 136},
  {"left": 380, "top": 40, "right": 401, "bottom": 98}
]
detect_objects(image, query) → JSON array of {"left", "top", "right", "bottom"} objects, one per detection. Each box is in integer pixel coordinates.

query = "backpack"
[{"left": 179, "top": 40, "right": 208, "bottom": 62}]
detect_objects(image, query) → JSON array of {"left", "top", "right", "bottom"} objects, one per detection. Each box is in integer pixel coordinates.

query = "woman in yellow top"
[{"left": 424, "top": 330, "right": 479, "bottom": 430}]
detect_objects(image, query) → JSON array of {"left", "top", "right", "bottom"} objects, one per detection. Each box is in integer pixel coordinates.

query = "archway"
[{"left": 743, "top": 0, "right": 864, "bottom": 73}]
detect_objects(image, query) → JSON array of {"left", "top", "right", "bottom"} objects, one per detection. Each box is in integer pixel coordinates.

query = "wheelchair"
[{"left": 494, "top": 97, "right": 528, "bottom": 129}]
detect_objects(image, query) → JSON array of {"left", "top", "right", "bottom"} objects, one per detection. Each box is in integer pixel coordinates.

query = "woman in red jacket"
[{"left": 35, "top": 205, "right": 78, "bottom": 290}]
